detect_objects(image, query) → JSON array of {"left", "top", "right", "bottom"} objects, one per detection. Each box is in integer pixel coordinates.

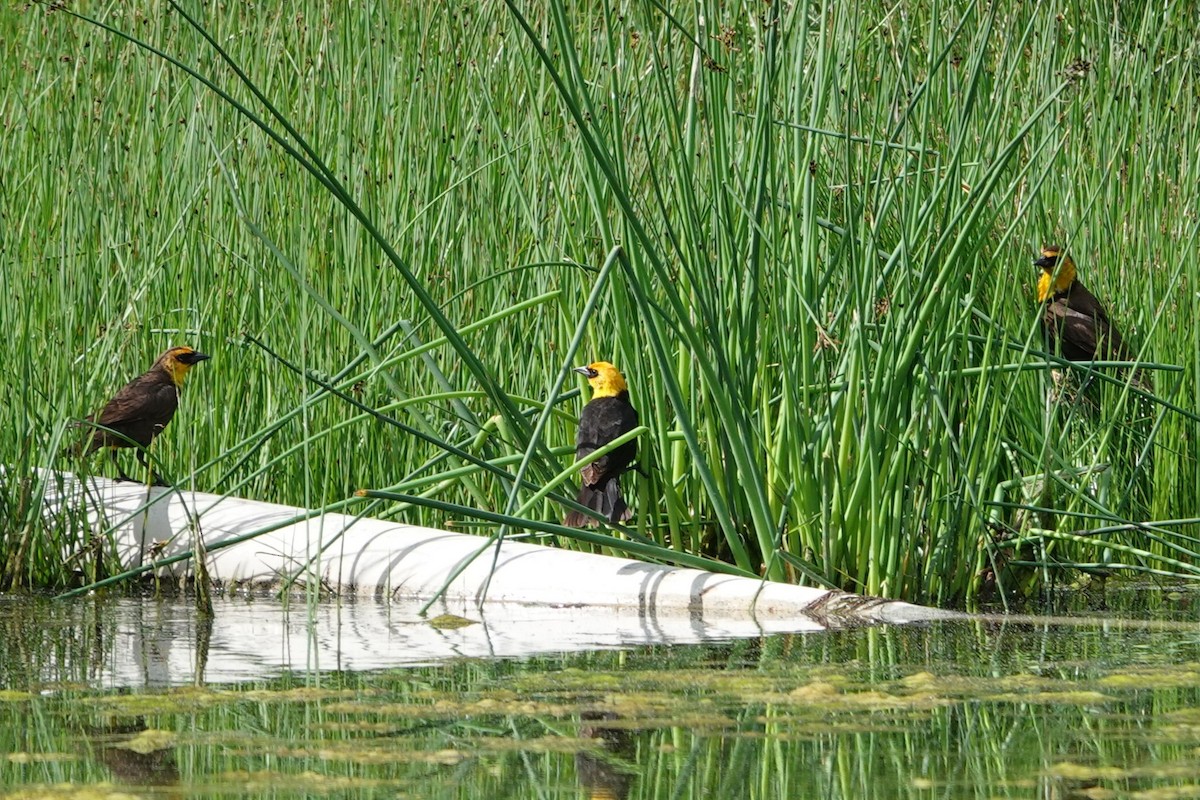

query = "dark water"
[{"left": 2, "top": 589, "right": 1199, "bottom": 798}]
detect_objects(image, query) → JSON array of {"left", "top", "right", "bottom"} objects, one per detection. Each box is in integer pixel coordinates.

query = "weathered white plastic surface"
[{"left": 37, "top": 473, "right": 957, "bottom": 630}]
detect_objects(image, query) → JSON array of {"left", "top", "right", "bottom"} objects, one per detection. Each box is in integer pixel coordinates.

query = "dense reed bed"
[{"left": 1, "top": 2, "right": 1197, "bottom": 604}]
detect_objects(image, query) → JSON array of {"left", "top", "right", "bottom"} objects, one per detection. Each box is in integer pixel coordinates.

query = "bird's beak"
[
  {"left": 572, "top": 366, "right": 590, "bottom": 376},
  {"left": 1033, "top": 255, "right": 1053, "bottom": 269},
  {"left": 192, "top": 352, "right": 212, "bottom": 363}
]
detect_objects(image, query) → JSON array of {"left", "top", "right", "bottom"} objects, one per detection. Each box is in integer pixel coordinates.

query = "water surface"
[{"left": 2, "top": 589, "right": 1199, "bottom": 798}]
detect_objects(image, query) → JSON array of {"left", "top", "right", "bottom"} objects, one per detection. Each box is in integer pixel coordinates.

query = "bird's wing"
[
  {"left": 92, "top": 376, "right": 178, "bottom": 428},
  {"left": 1067, "top": 284, "right": 1127, "bottom": 358},
  {"left": 577, "top": 401, "right": 639, "bottom": 485}
]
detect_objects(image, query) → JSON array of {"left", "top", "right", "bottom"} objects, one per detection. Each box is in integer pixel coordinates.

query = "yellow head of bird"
[
  {"left": 1033, "top": 244, "right": 1078, "bottom": 302},
  {"left": 157, "top": 346, "right": 211, "bottom": 387},
  {"left": 573, "top": 361, "right": 628, "bottom": 399}
]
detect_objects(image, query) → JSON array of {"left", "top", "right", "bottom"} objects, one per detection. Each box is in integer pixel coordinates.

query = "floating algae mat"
[{"left": 2, "top": 591, "right": 1200, "bottom": 798}]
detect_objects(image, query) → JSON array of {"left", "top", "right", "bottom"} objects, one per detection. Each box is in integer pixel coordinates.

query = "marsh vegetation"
[{"left": 1, "top": 2, "right": 1198, "bottom": 603}]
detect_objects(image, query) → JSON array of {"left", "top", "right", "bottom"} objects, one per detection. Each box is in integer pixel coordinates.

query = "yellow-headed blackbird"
[
  {"left": 1035, "top": 244, "right": 1127, "bottom": 362},
  {"left": 563, "top": 361, "right": 639, "bottom": 528},
  {"left": 77, "top": 346, "right": 210, "bottom": 483}
]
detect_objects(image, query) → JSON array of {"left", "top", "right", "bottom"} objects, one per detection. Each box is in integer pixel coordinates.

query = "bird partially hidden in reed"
[
  {"left": 562, "top": 361, "right": 639, "bottom": 528},
  {"left": 73, "top": 346, "right": 211, "bottom": 485},
  {"left": 1034, "top": 244, "right": 1127, "bottom": 363}
]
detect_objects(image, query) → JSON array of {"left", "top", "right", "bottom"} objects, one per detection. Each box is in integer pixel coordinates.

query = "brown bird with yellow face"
[
  {"left": 76, "top": 346, "right": 211, "bottom": 484},
  {"left": 1034, "top": 245, "right": 1127, "bottom": 362},
  {"left": 563, "top": 361, "right": 639, "bottom": 528}
]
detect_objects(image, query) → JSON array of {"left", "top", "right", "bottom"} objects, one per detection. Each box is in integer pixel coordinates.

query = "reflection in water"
[
  {"left": 576, "top": 712, "right": 637, "bottom": 800},
  {"left": 194, "top": 611, "right": 213, "bottom": 685},
  {"left": 87, "top": 717, "right": 180, "bottom": 788},
  {"left": 1, "top": 589, "right": 1200, "bottom": 798},
  {"left": 0, "top": 594, "right": 836, "bottom": 688}
]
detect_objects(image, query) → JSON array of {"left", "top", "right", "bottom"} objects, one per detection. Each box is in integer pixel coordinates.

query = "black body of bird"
[{"left": 563, "top": 361, "right": 638, "bottom": 528}]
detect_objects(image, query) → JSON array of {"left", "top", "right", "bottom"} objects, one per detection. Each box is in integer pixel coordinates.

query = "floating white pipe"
[{"left": 39, "top": 473, "right": 958, "bottom": 630}]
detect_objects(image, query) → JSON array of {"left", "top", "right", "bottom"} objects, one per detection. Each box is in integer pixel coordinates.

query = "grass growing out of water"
[
  {"left": 5, "top": 594, "right": 1200, "bottom": 799},
  {"left": 1, "top": 2, "right": 1198, "bottom": 603}
]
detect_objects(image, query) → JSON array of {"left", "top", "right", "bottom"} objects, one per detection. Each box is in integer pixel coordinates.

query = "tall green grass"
[{"left": 1, "top": 1, "right": 1198, "bottom": 603}]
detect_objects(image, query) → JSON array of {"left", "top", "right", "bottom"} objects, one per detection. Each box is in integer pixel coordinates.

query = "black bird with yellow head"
[
  {"left": 1034, "top": 244, "right": 1127, "bottom": 362},
  {"left": 563, "top": 361, "right": 639, "bottom": 528}
]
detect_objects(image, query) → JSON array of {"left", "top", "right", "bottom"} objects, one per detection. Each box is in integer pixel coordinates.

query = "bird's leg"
[
  {"left": 110, "top": 449, "right": 134, "bottom": 482},
  {"left": 136, "top": 448, "right": 168, "bottom": 487}
]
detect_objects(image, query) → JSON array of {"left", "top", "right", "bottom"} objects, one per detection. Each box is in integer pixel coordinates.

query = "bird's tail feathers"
[
  {"left": 563, "top": 478, "right": 629, "bottom": 528},
  {"left": 61, "top": 420, "right": 104, "bottom": 459}
]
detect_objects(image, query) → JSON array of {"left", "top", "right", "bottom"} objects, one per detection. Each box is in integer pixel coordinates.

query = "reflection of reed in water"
[
  {"left": 576, "top": 711, "right": 638, "bottom": 800},
  {"left": 194, "top": 611, "right": 213, "bottom": 684}
]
